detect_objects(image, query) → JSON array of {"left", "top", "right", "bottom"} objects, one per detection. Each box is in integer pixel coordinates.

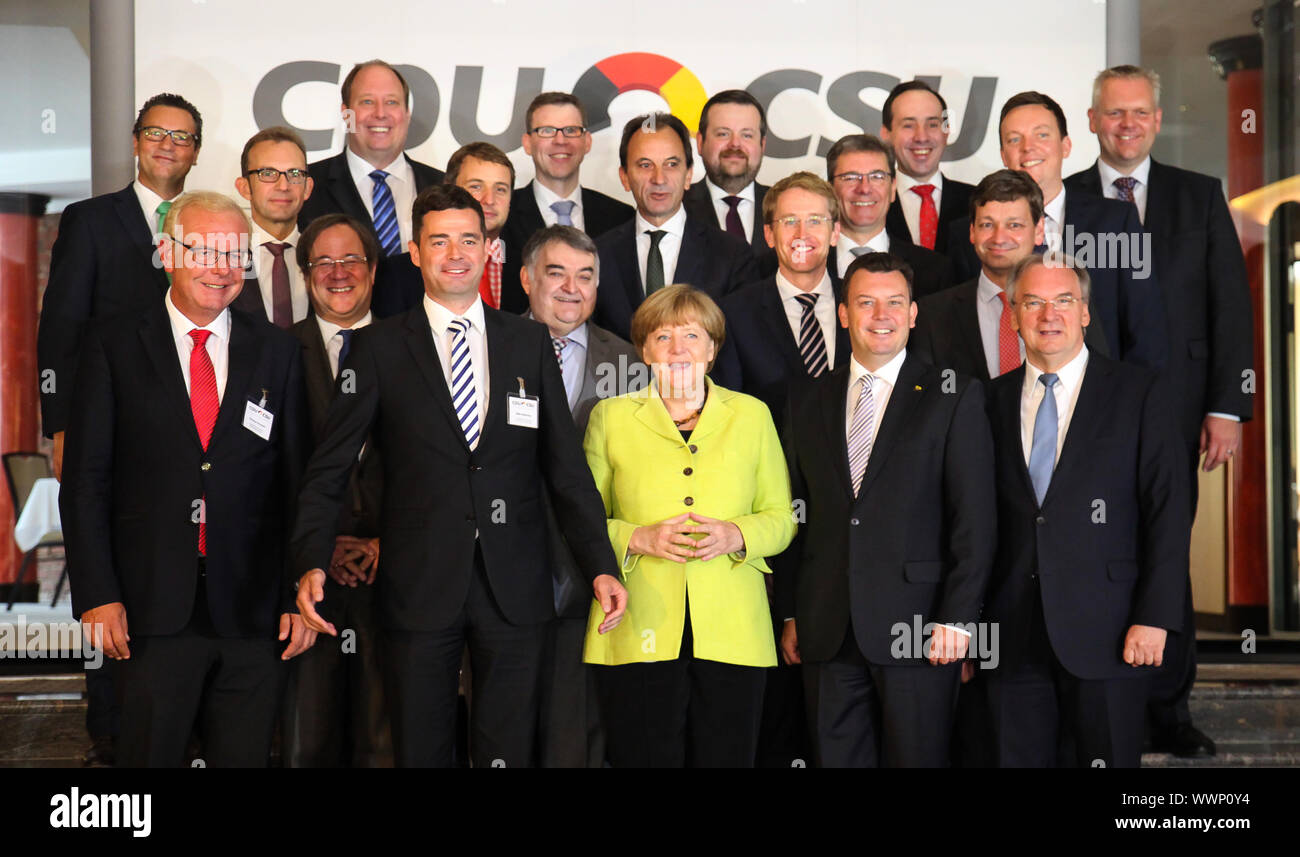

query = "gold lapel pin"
[{"left": 914, "top": 385, "right": 923, "bottom": 391}]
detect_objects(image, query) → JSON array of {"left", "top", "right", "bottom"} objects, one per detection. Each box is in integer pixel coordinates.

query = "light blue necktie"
[
  {"left": 550, "top": 200, "right": 576, "bottom": 226},
  {"left": 369, "top": 170, "right": 401, "bottom": 256},
  {"left": 1028, "top": 373, "right": 1059, "bottom": 506},
  {"left": 448, "top": 318, "right": 480, "bottom": 449}
]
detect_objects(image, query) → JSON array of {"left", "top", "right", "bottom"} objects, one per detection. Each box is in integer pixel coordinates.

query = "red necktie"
[
  {"left": 912, "top": 184, "right": 938, "bottom": 250},
  {"left": 477, "top": 238, "right": 505, "bottom": 309},
  {"left": 996, "top": 292, "right": 1020, "bottom": 376},
  {"left": 263, "top": 241, "right": 294, "bottom": 329},
  {"left": 189, "top": 329, "right": 218, "bottom": 554}
]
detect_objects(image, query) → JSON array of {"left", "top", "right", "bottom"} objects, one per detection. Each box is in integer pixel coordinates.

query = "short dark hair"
[
  {"left": 524, "top": 92, "right": 587, "bottom": 132},
  {"left": 411, "top": 184, "right": 486, "bottom": 242},
  {"left": 969, "top": 168, "right": 1045, "bottom": 223},
  {"left": 296, "top": 214, "right": 380, "bottom": 279},
  {"left": 240, "top": 125, "right": 307, "bottom": 176},
  {"left": 881, "top": 81, "right": 947, "bottom": 130},
  {"left": 618, "top": 113, "right": 694, "bottom": 170},
  {"left": 444, "top": 141, "right": 516, "bottom": 188},
  {"left": 341, "top": 60, "right": 410, "bottom": 106},
  {"left": 521, "top": 224, "right": 600, "bottom": 281},
  {"left": 842, "top": 251, "right": 915, "bottom": 301},
  {"left": 999, "top": 91, "right": 1069, "bottom": 138},
  {"left": 133, "top": 93, "right": 203, "bottom": 147},
  {"left": 698, "top": 89, "right": 767, "bottom": 138},
  {"left": 825, "top": 134, "right": 895, "bottom": 181}
]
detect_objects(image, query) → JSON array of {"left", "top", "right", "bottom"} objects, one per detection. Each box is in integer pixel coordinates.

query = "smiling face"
[
  {"left": 409, "top": 207, "right": 487, "bottom": 311},
  {"left": 882, "top": 90, "right": 948, "bottom": 181},
  {"left": 971, "top": 198, "right": 1045, "bottom": 283},
  {"left": 133, "top": 105, "right": 200, "bottom": 196},
  {"left": 696, "top": 102, "right": 765, "bottom": 192},
  {"left": 235, "top": 140, "right": 314, "bottom": 234},
  {"left": 163, "top": 207, "right": 247, "bottom": 325},
  {"left": 345, "top": 64, "right": 411, "bottom": 168},
  {"left": 1000, "top": 104, "right": 1072, "bottom": 201},
  {"left": 1011, "top": 263, "right": 1091, "bottom": 371},
  {"left": 764, "top": 186, "right": 838, "bottom": 278},
  {"left": 838, "top": 268, "right": 916, "bottom": 370},
  {"left": 453, "top": 156, "right": 513, "bottom": 238},
  {"left": 640, "top": 318, "right": 716, "bottom": 398},
  {"left": 306, "top": 223, "right": 374, "bottom": 326},
  {"left": 521, "top": 240, "right": 597, "bottom": 337},
  {"left": 620, "top": 126, "right": 691, "bottom": 225},
  {"left": 1089, "top": 76, "right": 1162, "bottom": 172},
  {"left": 522, "top": 103, "right": 592, "bottom": 186},
  {"left": 831, "top": 149, "right": 894, "bottom": 237}
]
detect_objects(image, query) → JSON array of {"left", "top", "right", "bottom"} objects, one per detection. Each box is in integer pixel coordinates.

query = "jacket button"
[
  {"left": 469, "top": 465, "right": 483, "bottom": 472},
  {"left": 200, "top": 462, "right": 211, "bottom": 472},
  {"left": 1035, "top": 516, "right": 1045, "bottom": 525},
  {"left": 1030, "top": 573, "right": 1038, "bottom": 580},
  {"left": 466, "top": 514, "right": 475, "bottom": 522},
  {"left": 688, "top": 444, "right": 698, "bottom": 454},
  {"left": 683, "top": 467, "right": 693, "bottom": 476},
  {"left": 850, "top": 518, "right": 860, "bottom": 526},
  {"left": 684, "top": 497, "right": 694, "bottom": 506}
]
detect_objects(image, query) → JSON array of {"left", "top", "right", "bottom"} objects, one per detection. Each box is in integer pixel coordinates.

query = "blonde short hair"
[
  {"left": 161, "top": 190, "right": 251, "bottom": 237},
  {"left": 630, "top": 284, "right": 727, "bottom": 355},
  {"left": 1005, "top": 252, "right": 1092, "bottom": 306},
  {"left": 1092, "top": 65, "right": 1161, "bottom": 110},
  {"left": 762, "top": 171, "right": 839, "bottom": 224}
]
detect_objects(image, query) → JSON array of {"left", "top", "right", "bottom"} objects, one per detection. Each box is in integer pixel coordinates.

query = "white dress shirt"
[
  {"left": 845, "top": 348, "right": 905, "bottom": 446},
  {"left": 164, "top": 287, "right": 230, "bottom": 403},
  {"left": 835, "top": 231, "right": 890, "bottom": 280},
  {"left": 533, "top": 181, "right": 585, "bottom": 231},
  {"left": 704, "top": 177, "right": 756, "bottom": 243},
  {"left": 134, "top": 180, "right": 179, "bottom": 235},
  {"left": 347, "top": 147, "right": 417, "bottom": 250},
  {"left": 1020, "top": 345, "right": 1089, "bottom": 467},
  {"left": 1098, "top": 156, "right": 1151, "bottom": 224},
  {"left": 424, "top": 295, "right": 489, "bottom": 437},
  {"left": 1042, "top": 187, "right": 1066, "bottom": 250},
  {"left": 976, "top": 272, "right": 1024, "bottom": 378},
  {"left": 895, "top": 171, "right": 945, "bottom": 246},
  {"left": 635, "top": 206, "right": 687, "bottom": 292},
  {"left": 776, "top": 270, "right": 837, "bottom": 368},
  {"left": 250, "top": 223, "right": 309, "bottom": 324},
  {"left": 316, "top": 311, "right": 373, "bottom": 379}
]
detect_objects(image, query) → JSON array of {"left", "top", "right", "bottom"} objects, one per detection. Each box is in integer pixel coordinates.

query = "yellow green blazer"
[{"left": 581, "top": 380, "right": 795, "bottom": 668}]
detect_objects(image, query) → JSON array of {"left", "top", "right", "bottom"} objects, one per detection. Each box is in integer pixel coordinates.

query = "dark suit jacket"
[
  {"left": 1066, "top": 159, "right": 1254, "bottom": 445},
  {"left": 712, "top": 274, "right": 851, "bottom": 430},
  {"left": 593, "top": 213, "right": 760, "bottom": 341},
  {"left": 886, "top": 173, "right": 974, "bottom": 256},
  {"left": 912, "top": 277, "right": 1111, "bottom": 383},
  {"left": 38, "top": 184, "right": 171, "bottom": 436},
  {"left": 542, "top": 319, "right": 644, "bottom": 617},
  {"left": 291, "top": 314, "right": 383, "bottom": 537},
  {"left": 983, "top": 353, "right": 1189, "bottom": 680},
  {"left": 827, "top": 238, "right": 953, "bottom": 301},
  {"left": 61, "top": 302, "right": 309, "bottom": 637},
  {"left": 499, "top": 181, "right": 635, "bottom": 314},
  {"left": 683, "top": 180, "right": 778, "bottom": 278},
  {"left": 947, "top": 189, "right": 1168, "bottom": 371},
  {"left": 779, "top": 354, "right": 996, "bottom": 665},
  {"left": 291, "top": 305, "right": 618, "bottom": 631},
  {"left": 297, "top": 151, "right": 444, "bottom": 239}
]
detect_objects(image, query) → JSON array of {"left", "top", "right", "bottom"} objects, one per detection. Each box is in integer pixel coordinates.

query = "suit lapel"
[
  {"left": 758, "top": 279, "right": 804, "bottom": 373},
  {"left": 209, "top": 310, "right": 261, "bottom": 448},
  {"left": 1042, "top": 354, "right": 1108, "bottom": 508},
  {"left": 997, "top": 367, "right": 1037, "bottom": 501},
  {"left": 140, "top": 304, "right": 203, "bottom": 452},
  {"left": 818, "top": 365, "right": 855, "bottom": 501},
  {"left": 615, "top": 223, "right": 642, "bottom": 313},
  {"left": 633, "top": 385, "right": 690, "bottom": 446},
  {"left": 751, "top": 184, "right": 768, "bottom": 252},
  {"left": 113, "top": 186, "right": 168, "bottom": 292},
  {"left": 404, "top": 306, "right": 469, "bottom": 450},
  {"left": 1144, "top": 160, "right": 1171, "bottom": 232},
  {"left": 954, "top": 283, "right": 991, "bottom": 382},
  {"left": 517, "top": 182, "right": 546, "bottom": 235},
  {"left": 328, "top": 153, "right": 371, "bottom": 224},
  {"left": 295, "top": 314, "right": 336, "bottom": 435},
  {"left": 855, "top": 355, "right": 926, "bottom": 502},
  {"left": 675, "top": 217, "right": 707, "bottom": 290},
  {"left": 479, "top": 309, "right": 515, "bottom": 449}
]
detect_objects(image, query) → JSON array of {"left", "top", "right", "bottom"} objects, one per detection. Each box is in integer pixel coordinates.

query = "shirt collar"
[
  {"left": 1097, "top": 155, "right": 1151, "bottom": 189},
  {"left": 424, "top": 293, "right": 487, "bottom": 337},
  {"left": 977, "top": 270, "right": 1008, "bottom": 306},
  {"left": 346, "top": 146, "right": 414, "bottom": 187},
  {"left": 252, "top": 221, "right": 299, "bottom": 250},
  {"left": 133, "top": 180, "right": 178, "bottom": 229},
  {"left": 1024, "top": 344, "right": 1089, "bottom": 398},
  {"left": 527, "top": 312, "right": 589, "bottom": 349},
  {"left": 1043, "top": 187, "right": 1066, "bottom": 225},
  {"left": 533, "top": 179, "right": 582, "bottom": 212},
  {"left": 704, "top": 177, "right": 755, "bottom": 205},
  {"left": 636, "top": 205, "right": 687, "bottom": 239},
  {"left": 849, "top": 347, "right": 907, "bottom": 390},
  {"left": 165, "top": 286, "right": 230, "bottom": 342},
  {"left": 775, "top": 269, "right": 834, "bottom": 304},
  {"left": 316, "top": 311, "right": 373, "bottom": 345},
  {"left": 896, "top": 170, "right": 944, "bottom": 193}
]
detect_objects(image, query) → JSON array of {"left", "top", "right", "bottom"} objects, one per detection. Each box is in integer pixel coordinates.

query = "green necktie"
[
  {"left": 156, "top": 201, "right": 173, "bottom": 285},
  {"left": 645, "top": 229, "right": 666, "bottom": 294}
]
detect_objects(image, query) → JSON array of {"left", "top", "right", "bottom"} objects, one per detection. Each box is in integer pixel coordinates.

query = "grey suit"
[{"left": 535, "top": 317, "right": 644, "bottom": 767}]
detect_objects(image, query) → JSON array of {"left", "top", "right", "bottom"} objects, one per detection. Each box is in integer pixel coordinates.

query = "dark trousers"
[
  {"left": 281, "top": 578, "right": 392, "bottom": 767},
  {"left": 116, "top": 575, "right": 286, "bottom": 768},
  {"left": 537, "top": 615, "right": 604, "bottom": 767},
  {"left": 1147, "top": 446, "right": 1199, "bottom": 736},
  {"left": 383, "top": 548, "right": 546, "bottom": 768},
  {"left": 84, "top": 658, "right": 118, "bottom": 740},
  {"left": 985, "top": 596, "right": 1148, "bottom": 768},
  {"left": 593, "top": 612, "right": 767, "bottom": 768},
  {"left": 803, "top": 626, "right": 959, "bottom": 767}
]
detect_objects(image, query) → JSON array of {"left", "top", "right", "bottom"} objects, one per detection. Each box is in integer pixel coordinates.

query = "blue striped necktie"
[
  {"left": 448, "top": 318, "right": 480, "bottom": 449},
  {"left": 370, "top": 169, "right": 401, "bottom": 256}
]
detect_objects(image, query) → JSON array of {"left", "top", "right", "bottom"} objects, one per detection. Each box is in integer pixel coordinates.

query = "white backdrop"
[{"left": 136, "top": 0, "right": 1106, "bottom": 203}]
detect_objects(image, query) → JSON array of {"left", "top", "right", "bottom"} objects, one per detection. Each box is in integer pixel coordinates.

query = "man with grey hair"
[
  {"left": 61, "top": 191, "right": 313, "bottom": 767},
  {"left": 1066, "top": 64, "right": 1254, "bottom": 759},
  {"left": 519, "top": 224, "right": 642, "bottom": 765},
  {"left": 982, "top": 251, "right": 1189, "bottom": 767}
]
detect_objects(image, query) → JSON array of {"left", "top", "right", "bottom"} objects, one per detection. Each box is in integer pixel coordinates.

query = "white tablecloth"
[{"left": 13, "top": 477, "right": 60, "bottom": 552}]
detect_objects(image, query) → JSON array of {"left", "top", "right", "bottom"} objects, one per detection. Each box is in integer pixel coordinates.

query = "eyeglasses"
[
  {"left": 170, "top": 236, "right": 251, "bottom": 268},
  {"left": 245, "top": 167, "right": 310, "bottom": 185},
  {"left": 308, "top": 255, "right": 369, "bottom": 275},
  {"left": 1018, "top": 295, "right": 1082, "bottom": 312},
  {"left": 833, "top": 170, "right": 892, "bottom": 186},
  {"left": 530, "top": 125, "right": 587, "bottom": 138},
  {"left": 773, "top": 214, "right": 832, "bottom": 229},
  {"left": 139, "top": 126, "right": 198, "bottom": 147}
]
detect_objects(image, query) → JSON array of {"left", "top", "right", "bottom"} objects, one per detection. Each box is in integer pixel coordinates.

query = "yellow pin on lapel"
[{"left": 914, "top": 385, "right": 923, "bottom": 391}]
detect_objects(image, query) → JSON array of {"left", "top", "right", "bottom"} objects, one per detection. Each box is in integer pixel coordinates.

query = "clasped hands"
[{"left": 629, "top": 512, "right": 745, "bottom": 563}]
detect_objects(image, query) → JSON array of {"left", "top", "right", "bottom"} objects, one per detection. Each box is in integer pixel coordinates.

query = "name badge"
[
  {"left": 243, "top": 400, "right": 274, "bottom": 440},
  {"left": 507, "top": 375, "right": 539, "bottom": 429}
]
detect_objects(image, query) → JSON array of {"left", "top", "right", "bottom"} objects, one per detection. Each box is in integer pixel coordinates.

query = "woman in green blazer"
[{"left": 582, "top": 285, "right": 796, "bottom": 767}]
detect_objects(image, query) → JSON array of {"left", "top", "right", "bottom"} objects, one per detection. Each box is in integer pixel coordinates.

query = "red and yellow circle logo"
[{"left": 573, "top": 52, "right": 708, "bottom": 134}]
